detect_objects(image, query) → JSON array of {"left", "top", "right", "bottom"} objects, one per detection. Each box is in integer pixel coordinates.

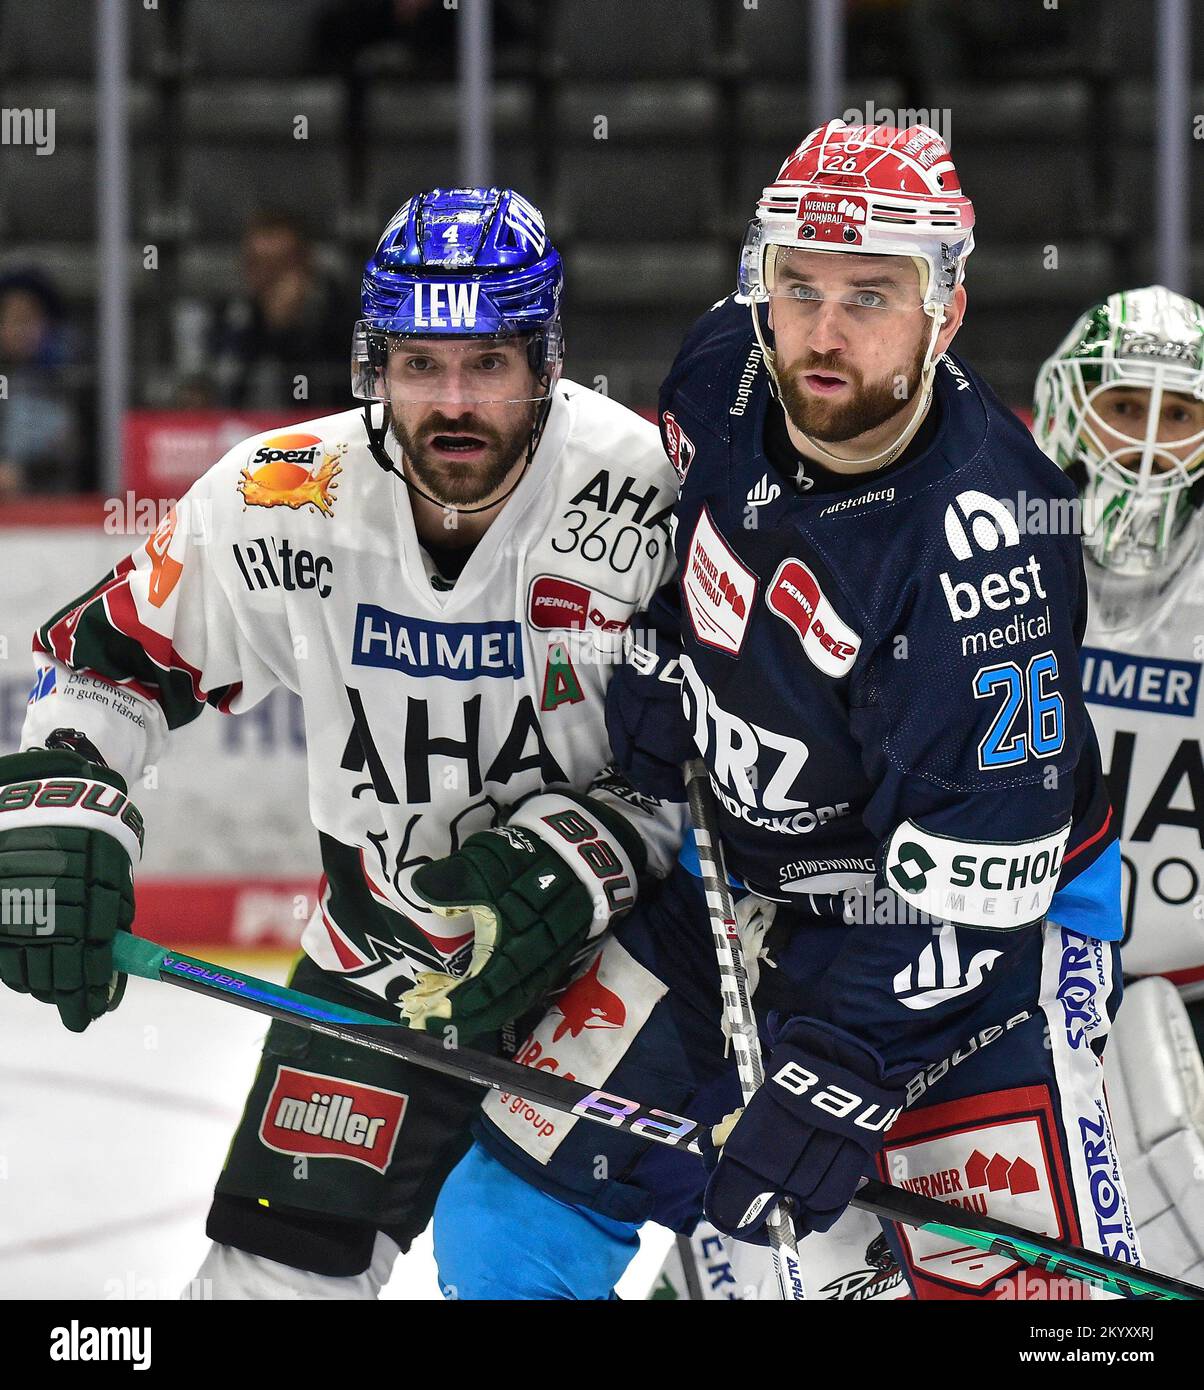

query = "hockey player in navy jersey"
[{"left": 433, "top": 122, "right": 1138, "bottom": 1300}]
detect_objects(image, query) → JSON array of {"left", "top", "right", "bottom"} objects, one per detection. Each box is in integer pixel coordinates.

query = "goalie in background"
[{"left": 1034, "top": 285, "right": 1204, "bottom": 1286}]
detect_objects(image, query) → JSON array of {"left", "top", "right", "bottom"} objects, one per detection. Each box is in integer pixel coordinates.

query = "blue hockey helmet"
[{"left": 352, "top": 187, "right": 564, "bottom": 404}]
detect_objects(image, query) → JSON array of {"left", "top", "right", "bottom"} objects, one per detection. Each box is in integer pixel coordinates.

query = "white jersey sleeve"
[{"left": 21, "top": 444, "right": 292, "bottom": 785}]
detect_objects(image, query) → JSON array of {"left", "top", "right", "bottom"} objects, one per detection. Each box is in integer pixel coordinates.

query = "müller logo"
[{"left": 259, "top": 1066, "right": 408, "bottom": 1173}]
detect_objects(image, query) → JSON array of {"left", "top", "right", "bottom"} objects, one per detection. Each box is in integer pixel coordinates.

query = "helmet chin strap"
[
  {"left": 361, "top": 387, "right": 554, "bottom": 516},
  {"left": 751, "top": 302, "right": 945, "bottom": 472}
]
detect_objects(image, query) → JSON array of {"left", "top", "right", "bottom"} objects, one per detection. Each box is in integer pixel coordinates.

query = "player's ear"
[{"left": 934, "top": 284, "right": 967, "bottom": 357}]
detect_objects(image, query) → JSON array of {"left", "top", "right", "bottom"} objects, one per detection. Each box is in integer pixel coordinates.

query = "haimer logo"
[
  {"left": 352, "top": 604, "right": 523, "bottom": 679},
  {"left": 1080, "top": 646, "right": 1200, "bottom": 717}
]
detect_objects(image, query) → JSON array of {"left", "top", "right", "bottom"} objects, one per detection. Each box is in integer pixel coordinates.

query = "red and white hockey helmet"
[{"left": 739, "top": 119, "right": 975, "bottom": 317}]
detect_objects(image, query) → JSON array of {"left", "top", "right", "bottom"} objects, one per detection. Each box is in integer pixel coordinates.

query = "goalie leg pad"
[{"left": 1105, "top": 975, "right": 1204, "bottom": 1283}]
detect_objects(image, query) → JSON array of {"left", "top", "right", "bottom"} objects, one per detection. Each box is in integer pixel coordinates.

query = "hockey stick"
[
  {"left": 681, "top": 758, "right": 806, "bottom": 1301},
  {"left": 111, "top": 933, "right": 1203, "bottom": 1299}
]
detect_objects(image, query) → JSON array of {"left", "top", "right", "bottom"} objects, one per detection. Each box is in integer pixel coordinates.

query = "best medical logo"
[{"left": 940, "top": 490, "right": 1051, "bottom": 658}]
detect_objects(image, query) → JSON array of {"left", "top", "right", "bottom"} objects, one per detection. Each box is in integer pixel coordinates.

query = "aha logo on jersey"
[
  {"left": 766, "top": 558, "right": 861, "bottom": 677},
  {"left": 238, "top": 433, "right": 343, "bottom": 516}
]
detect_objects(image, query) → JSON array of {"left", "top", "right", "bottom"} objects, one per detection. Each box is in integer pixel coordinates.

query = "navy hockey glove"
[
  {"left": 605, "top": 630, "right": 693, "bottom": 803},
  {"left": 703, "top": 1019, "right": 907, "bottom": 1244},
  {"left": 0, "top": 734, "right": 141, "bottom": 1033},
  {"left": 400, "top": 792, "right": 644, "bottom": 1044}
]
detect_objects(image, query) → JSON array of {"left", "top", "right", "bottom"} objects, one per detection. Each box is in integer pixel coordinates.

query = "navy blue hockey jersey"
[{"left": 608, "top": 297, "right": 1120, "bottom": 945}]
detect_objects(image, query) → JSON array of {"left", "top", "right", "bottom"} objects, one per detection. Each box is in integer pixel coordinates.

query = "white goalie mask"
[{"left": 1033, "top": 286, "right": 1204, "bottom": 580}]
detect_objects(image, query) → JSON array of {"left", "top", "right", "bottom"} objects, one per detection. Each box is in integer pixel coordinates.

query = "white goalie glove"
[{"left": 1105, "top": 975, "right": 1204, "bottom": 1284}]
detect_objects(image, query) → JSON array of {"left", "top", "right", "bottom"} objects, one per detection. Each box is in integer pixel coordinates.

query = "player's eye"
[
  {"left": 475, "top": 355, "right": 507, "bottom": 371},
  {"left": 402, "top": 356, "right": 437, "bottom": 372},
  {"left": 853, "top": 290, "right": 888, "bottom": 310},
  {"left": 785, "top": 284, "right": 822, "bottom": 302}
]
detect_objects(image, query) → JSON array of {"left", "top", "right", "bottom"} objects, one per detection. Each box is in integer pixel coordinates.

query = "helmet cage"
[{"left": 1037, "top": 355, "right": 1204, "bottom": 571}]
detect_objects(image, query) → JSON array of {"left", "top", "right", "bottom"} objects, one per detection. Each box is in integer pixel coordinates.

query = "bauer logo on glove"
[{"left": 0, "top": 733, "right": 141, "bottom": 1034}]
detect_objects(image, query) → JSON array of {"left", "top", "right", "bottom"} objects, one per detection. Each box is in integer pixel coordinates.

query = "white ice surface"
[{"left": 0, "top": 957, "right": 670, "bottom": 1300}]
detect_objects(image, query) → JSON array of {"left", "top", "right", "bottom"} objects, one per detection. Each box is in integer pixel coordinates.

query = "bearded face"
[
  {"left": 777, "top": 332, "right": 928, "bottom": 444},
  {"left": 766, "top": 249, "right": 934, "bottom": 446},
  {"left": 389, "top": 401, "right": 538, "bottom": 507},
  {"left": 385, "top": 337, "right": 542, "bottom": 508}
]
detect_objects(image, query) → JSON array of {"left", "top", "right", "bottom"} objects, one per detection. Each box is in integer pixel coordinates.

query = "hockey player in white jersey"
[
  {"left": 0, "top": 187, "right": 682, "bottom": 1297},
  {"left": 1033, "top": 284, "right": 1204, "bottom": 1285}
]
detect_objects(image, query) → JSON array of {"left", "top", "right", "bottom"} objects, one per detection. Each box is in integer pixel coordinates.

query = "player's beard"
[
  {"left": 778, "top": 335, "right": 928, "bottom": 444},
  {"left": 390, "top": 405, "right": 537, "bottom": 508}
]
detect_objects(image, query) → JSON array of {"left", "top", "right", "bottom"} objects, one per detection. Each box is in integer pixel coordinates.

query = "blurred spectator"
[
  {"left": 315, "top": 0, "right": 459, "bottom": 77},
  {"left": 0, "top": 271, "right": 86, "bottom": 498},
  {"left": 313, "top": 0, "right": 534, "bottom": 78},
  {"left": 906, "top": 0, "right": 1086, "bottom": 84},
  {"left": 208, "top": 212, "right": 348, "bottom": 411},
  {"left": 172, "top": 372, "right": 220, "bottom": 410}
]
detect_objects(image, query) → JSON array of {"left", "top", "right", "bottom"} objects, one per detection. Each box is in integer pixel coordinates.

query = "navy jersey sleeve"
[
  {"left": 602, "top": 298, "right": 747, "bottom": 805},
  {"left": 605, "top": 579, "right": 691, "bottom": 803}
]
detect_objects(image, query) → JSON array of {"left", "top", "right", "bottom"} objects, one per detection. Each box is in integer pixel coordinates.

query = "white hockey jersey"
[
  {"left": 22, "top": 383, "right": 685, "bottom": 1003},
  {"left": 1081, "top": 532, "right": 1204, "bottom": 997}
]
